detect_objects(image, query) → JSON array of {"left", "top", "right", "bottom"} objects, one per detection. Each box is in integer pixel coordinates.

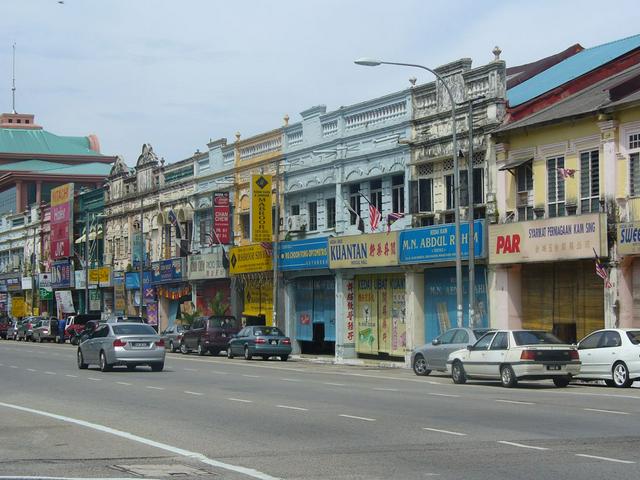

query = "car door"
[
  {"left": 464, "top": 332, "right": 496, "bottom": 377},
  {"left": 435, "top": 329, "right": 469, "bottom": 370},
  {"left": 577, "top": 331, "right": 604, "bottom": 378},
  {"left": 233, "top": 328, "right": 248, "bottom": 354},
  {"left": 425, "top": 329, "right": 457, "bottom": 370},
  {"left": 592, "top": 331, "right": 622, "bottom": 378},
  {"left": 184, "top": 320, "right": 199, "bottom": 349},
  {"left": 482, "top": 331, "right": 509, "bottom": 378}
]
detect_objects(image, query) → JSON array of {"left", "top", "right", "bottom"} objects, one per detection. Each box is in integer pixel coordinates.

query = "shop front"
[
  {"left": 124, "top": 271, "right": 152, "bottom": 317},
  {"left": 152, "top": 257, "right": 190, "bottom": 330},
  {"left": 4, "top": 274, "right": 24, "bottom": 318},
  {"left": 279, "top": 237, "right": 334, "bottom": 354},
  {"left": 615, "top": 221, "right": 640, "bottom": 328},
  {"left": 189, "top": 251, "right": 231, "bottom": 316},
  {"left": 229, "top": 244, "right": 273, "bottom": 326},
  {"left": 489, "top": 213, "right": 607, "bottom": 343}
]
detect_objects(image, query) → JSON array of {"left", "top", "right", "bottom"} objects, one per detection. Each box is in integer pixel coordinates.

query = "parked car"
[
  {"left": 447, "top": 330, "right": 580, "bottom": 388},
  {"left": 16, "top": 317, "right": 41, "bottom": 342},
  {"left": 0, "top": 317, "right": 9, "bottom": 339},
  {"left": 66, "top": 314, "right": 102, "bottom": 344},
  {"left": 32, "top": 317, "right": 59, "bottom": 343},
  {"left": 71, "top": 319, "right": 105, "bottom": 345},
  {"left": 411, "top": 327, "right": 493, "bottom": 376},
  {"left": 180, "top": 315, "right": 240, "bottom": 356},
  {"left": 161, "top": 324, "right": 190, "bottom": 353},
  {"left": 77, "top": 322, "right": 165, "bottom": 372},
  {"left": 7, "top": 319, "right": 21, "bottom": 340},
  {"left": 574, "top": 328, "right": 640, "bottom": 388},
  {"left": 227, "top": 325, "right": 292, "bottom": 361}
]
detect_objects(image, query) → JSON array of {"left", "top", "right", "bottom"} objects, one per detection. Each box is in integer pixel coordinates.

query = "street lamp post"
[
  {"left": 355, "top": 58, "right": 463, "bottom": 327},
  {"left": 272, "top": 158, "right": 280, "bottom": 328}
]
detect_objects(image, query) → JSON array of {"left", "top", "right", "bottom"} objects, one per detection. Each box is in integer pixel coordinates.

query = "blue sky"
[{"left": 2, "top": 0, "right": 639, "bottom": 164}]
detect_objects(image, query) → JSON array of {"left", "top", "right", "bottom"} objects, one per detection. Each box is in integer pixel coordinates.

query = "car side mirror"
[
  {"left": 231, "top": 334, "right": 237, "bottom": 339},
  {"left": 467, "top": 345, "right": 474, "bottom": 351},
  {"left": 431, "top": 339, "right": 441, "bottom": 346}
]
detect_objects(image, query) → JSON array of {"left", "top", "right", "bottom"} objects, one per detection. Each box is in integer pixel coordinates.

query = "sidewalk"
[{"left": 290, "top": 353, "right": 409, "bottom": 369}]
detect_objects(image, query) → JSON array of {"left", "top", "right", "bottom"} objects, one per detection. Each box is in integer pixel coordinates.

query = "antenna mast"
[{"left": 11, "top": 43, "right": 16, "bottom": 114}]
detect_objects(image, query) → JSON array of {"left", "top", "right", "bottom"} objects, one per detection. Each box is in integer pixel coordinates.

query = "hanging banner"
[
  {"left": 328, "top": 232, "right": 399, "bottom": 269},
  {"left": 344, "top": 279, "right": 355, "bottom": 345},
  {"left": 74, "top": 270, "right": 86, "bottom": 289},
  {"left": 125, "top": 271, "right": 152, "bottom": 290},
  {"left": 250, "top": 174, "right": 273, "bottom": 243},
  {"left": 89, "top": 289, "right": 101, "bottom": 311},
  {"left": 21, "top": 277, "right": 33, "bottom": 290},
  {"left": 98, "top": 266, "right": 112, "bottom": 287},
  {"left": 151, "top": 258, "right": 185, "bottom": 284},
  {"left": 213, "top": 191, "right": 231, "bottom": 244},
  {"left": 229, "top": 244, "right": 272, "bottom": 274},
  {"left": 51, "top": 260, "right": 72, "bottom": 288},
  {"left": 54, "top": 290, "right": 75, "bottom": 314},
  {"left": 131, "top": 231, "right": 143, "bottom": 267},
  {"left": 113, "top": 271, "right": 125, "bottom": 313},
  {"left": 11, "top": 296, "right": 26, "bottom": 317},
  {"left": 146, "top": 302, "right": 158, "bottom": 326},
  {"left": 355, "top": 276, "right": 378, "bottom": 354},
  {"left": 50, "top": 183, "right": 74, "bottom": 259}
]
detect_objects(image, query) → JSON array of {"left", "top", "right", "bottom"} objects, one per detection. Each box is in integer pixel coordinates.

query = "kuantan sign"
[
  {"left": 399, "top": 220, "right": 485, "bottom": 264},
  {"left": 250, "top": 174, "right": 273, "bottom": 243},
  {"left": 188, "top": 251, "right": 226, "bottom": 280},
  {"left": 50, "top": 183, "right": 74, "bottom": 259},
  {"left": 229, "top": 244, "right": 273, "bottom": 274},
  {"left": 151, "top": 258, "right": 185, "bottom": 284},
  {"left": 213, "top": 192, "right": 230, "bottom": 244},
  {"left": 489, "top": 213, "right": 607, "bottom": 264},
  {"left": 279, "top": 238, "right": 329, "bottom": 271},
  {"left": 617, "top": 222, "right": 640, "bottom": 255},
  {"left": 328, "top": 232, "right": 399, "bottom": 269}
]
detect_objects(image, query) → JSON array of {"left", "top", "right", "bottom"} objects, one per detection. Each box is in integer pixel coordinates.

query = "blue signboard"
[
  {"left": 113, "top": 271, "right": 125, "bottom": 286},
  {"left": 51, "top": 260, "right": 72, "bottom": 289},
  {"left": 151, "top": 258, "right": 185, "bottom": 284},
  {"left": 279, "top": 238, "right": 329, "bottom": 271},
  {"left": 125, "top": 271, "right": 152, "bottom": 290},
  {"left": 399, "top": 220, "right": 485, "bottom": 264}
]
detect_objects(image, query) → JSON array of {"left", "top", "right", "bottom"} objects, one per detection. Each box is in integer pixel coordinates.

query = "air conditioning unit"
[{"left": 287, "top": 215, "right": 307, "bottom": 232}]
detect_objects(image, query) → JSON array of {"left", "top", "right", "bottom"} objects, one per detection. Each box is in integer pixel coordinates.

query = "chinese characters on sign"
[
  {"left": 50, "top": 183, "right": 74, "bottom": 260},
  {"left": 345, "top": 279, "right": 355, "bottom": 344},
  {"left": 188, "top": 252, "right": 226, "bottom": 280},
  {"left": 213, "top": 192, "right": 230, "bottom": 244},
  {"left": 328, "top": 232, "right": 399, "bottom": 268},
  {"left": 250, "top": 174, "right": 273, "bottom": 243}
]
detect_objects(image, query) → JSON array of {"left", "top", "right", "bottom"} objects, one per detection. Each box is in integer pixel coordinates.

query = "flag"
[
  {"left": 386, "top": 212, "right": 405, "bottom": 232},
  {"left": 594, "top": 250, "right": 612, "bottom": 288},
  {"left": 369, "top": 203, "right": 382, "bottom": 231},
  {"left": 167, "top": 209, "right": 182, "bottom": 238},
  {"left": 557, "top": 167, "right": 577, "bottom": 179},
  {"left": 344, "top": 200, "right": 365, "bottom": 233},
  {"left": 261, "top": 242, "right": 273, "bottom": 256}
]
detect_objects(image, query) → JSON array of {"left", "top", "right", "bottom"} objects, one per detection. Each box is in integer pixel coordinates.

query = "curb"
[{"left": 290, "top": 354, "right": 408, "bottom": 369}]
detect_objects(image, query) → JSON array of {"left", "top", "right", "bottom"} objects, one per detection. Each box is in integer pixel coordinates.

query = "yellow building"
[{"left": 489, "top": 63, "right": 640, "bottom": 342}]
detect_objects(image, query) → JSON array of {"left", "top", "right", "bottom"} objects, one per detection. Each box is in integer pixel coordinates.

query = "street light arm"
[{"left": 375, "top": 61, "right": 455, "bottom": 107}]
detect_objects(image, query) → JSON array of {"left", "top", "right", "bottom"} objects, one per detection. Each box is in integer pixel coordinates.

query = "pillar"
[
  {"left": 284, "top": 279, "right": 301, "bottom": 354},
  {"left": 405, "top": 270, "right": 424, "bottom": 366},
  {"left": 618, "top": 256, "right": 636, "bottom": 328},
  {"left": 15, "top": 180, "right": 23, "bottom": 213},
  {"left": 334, "top": 271, "right": 356, "bottom": 363},
  {"left": 488, "top": 264, "right": 522, "bottom": 329},
  {"left": 36, "top": 181, "right": 42, "bottom": 205}
]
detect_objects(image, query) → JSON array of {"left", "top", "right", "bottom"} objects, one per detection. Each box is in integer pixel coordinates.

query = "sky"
[{"left": 2, "top": 0, "right": 639, "bottom": 165}]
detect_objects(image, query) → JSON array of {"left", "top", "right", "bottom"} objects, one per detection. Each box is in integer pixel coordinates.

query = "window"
[
  {"left": 445, "top": 174, "right": 455, "bottom": 210},
  {"left": 438, "top": 329, "right": 457, "bottom": 344},
  {"left": 473, "top": 332, "right": 496, "bottom": 350},
  {"left": 452, "top": 330, "right": 469, "bottom": 344},
  {"left": 580, "top": 150, "right": 599, "bottom": 213},
  {"left": 513, "top": 331, "right": 563, "bottom": 346},
  {"left": 490, "top": 332, "right": 508, "bottom": 350},
  {"left": 349, "top": 184, "right": 361, "bottom": 225},
  {"left": 599, "top": 331, "right": 621, "bottom": 348},
  {"left": 392, "top": 175, "right": 404, "bottom": 213},
  {"left": 112, "top": 324, "right": 156, "bottom": 335},
  {"left": 473, "top": 168, "right": 484, "bottom": 205},
  {"left": 163, "top": 224, "right": 173, "bottom": 257},
  {"left": 291, "top": 204, "right": 300, "bottom": 216},
  {"left": 418, "top": 178, "right": 433, "bottom": 212},
  {"left": 370, "top": 179, "right": 382, "bottom": 212},
  {"left": 240, "top": 213, "right": 250, "bottom": 239},
  {"left": 199, "top": 210, "right": 213, "bottom": 246},
  {"left": 516, "top": 162, "right": 534, "bottom": 221},
  {"left": 579, "top": 332, "right": 603, "bottom": 349},
  {"left": 326, "top": 198, "right": 336, "bottom": 229},
  {"left": 197, "top": 157, "right": 209, "bottom": 171},
  {"left": 547, "top": 156, "right": 565, "bottom": 217},
  {"left": 630, "top": 152, "right": 640, "bottom": 197},
  {"left": 626, "top": 331, "right": 640, "bottom": 345},
  {"left": 308, "top": 201, "right": 317, "bottom": 231}
]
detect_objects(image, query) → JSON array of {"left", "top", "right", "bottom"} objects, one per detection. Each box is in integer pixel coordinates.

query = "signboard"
[
  {"left": 146, "top": 302, "right": 158, "bottom": 326},
  {"left": 188, "top": 251, "right": 226, "bottom": 280},
  {"left": 74, "top": 270, "right": 86, "bottom": 289},
  {"left": 11, "top": 296, "right": 26, "bottom": 317},
  {"left": 344, "top": 279, "right": 355, "bottom": 345},
  {"left": 38, "top": 273, "right": 53, "bottom": 300},
  {"left": 151, "top": 258, "right": 185, "bottom": 284},
  {"left": 50, "top": 183, "right": 74, "bottom": 259},
  {"left": 250, "top": 174, "right": 273, "bottom": 243},
  {"left": 54, "top": 290, "right": 75, "bottom": 314},
  {"left": 125, "top": 271, "right": 152, "bottom": 290},
  {"left": 229, "top": 244, "right": 273, "bottom": 274},
  {"left": 489, "top": 213, "right": 607, "bottom": 264},
  {"left": 131, "top": 231, "right": 143, "bottom": 267},
  {"left": 98, "top": 266, "right": 112, "bottom": 287},
  {"left": 279, "top": 238, "right": 329, "bottom": 271},
  {"left": 5, "top": 276, "right": 21, "bottom": 292},
  {"left": 51, "top": 260, "right": 72, "bottom": 288},
  {"left": 399, "top": 220, "right": 485, "bottom": 264},
  {"left": 113, "top": 271, "right": 125, "bottom": 313},
  {"left": 88, "top": 268, "right": 100, "bottom": 285},
  {"left": 213, "top": 192, "right": 231, "bottom": 244},
  {"left": 21, "top": 277, "right": 33, "bottom": 290},
  {"left": 89, "top": 289, "right": 101, "bottom": 311},
  {"left": 328, "top": 232, "right": 399, "bottom": 269},
  {"left": 618, "top": 222, "right": 640, "bottom": 255},
  {"left": 143, "top": 286, "right": 156, "bottom": 305}
]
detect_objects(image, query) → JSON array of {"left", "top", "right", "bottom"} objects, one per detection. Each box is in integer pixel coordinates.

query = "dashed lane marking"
[
  {"left": 373, "top": 387, "right": 399, "bottom": 392},
  {"left": 26, "top": 368, "right": 36, "bottom": 372},
  {"left": 87, "top": 377, "right": 101, "bottom": 381},
  {"left": 44, "top": 371, "right": 56, "bottom": 375},
  {"left": 575, "top": 454, "right": 635, "bottom": 464},
  {"left": 281, "top": 378, "right": 302, "bottom": 382},
  {"left": 495, "top": 399, "right": 535, "bottom": 405},
  {"left": 146, "top": 386, "right": 165, "bottom": 390},
  {"left": 116, "top": 381, "right": 132, "bottom": 386},
  {"left": 184, "top": 391, "right": 203, "bottom": 396},
  {"left": 228, "top": 398, "right": 253, "bottom": 403},
  {"left": 339, "top": 414, "right": 376, "bottom": 422},
  {"left": 324, "top": 382, "right": 346, "bottom": 386},
  {"left": 242, "top": 374, "right": 260, "bottom": 378},
  {"left": 65, "top": 374, "right": 77, "bottom": 378},
  {"left": 427, "top": 393, "right": 460, "bottom": 398},
  {"left": 497, "top": 441, "right": 548, "bottom": 451},
  {"left": 583, "top": 408, "right": 629, "bottom": 415},
  {"left": 423, "top": 427, "right": 467, "bottom": 436},
  {"left": 276, "top": 404, "right": 308, "bottom": 411}
]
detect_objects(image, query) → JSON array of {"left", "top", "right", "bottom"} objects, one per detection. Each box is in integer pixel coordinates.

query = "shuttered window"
[
  {"left": 547, "top": 156, "right": 565, "bottom": 217},
  {"left": 580, "top": 150, "right": 599, "bottom": 213}
]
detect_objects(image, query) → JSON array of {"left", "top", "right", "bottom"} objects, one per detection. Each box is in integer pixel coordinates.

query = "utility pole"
[
  {"left": 84, "top": 211, "right": 90, "bottom": 314},
  {"left": 272, "top": 158, "right": 280, "bottom": 328},
  {"left": 139, "top": 196, "right": 144, "bottom": 319},
  {"left": 467, "top": 100, "right": 475, "bottom": 328}
]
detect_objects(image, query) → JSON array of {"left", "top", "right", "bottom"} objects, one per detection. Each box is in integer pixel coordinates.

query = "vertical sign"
[
  {"left": 50, "top": 183, "right": 74, "bottom": 259},
  {"left": 213, "top": 191, "right": 230, "bottom": 244},
  {"left": 250, "top": 174, "right": 272, "bottom": 243}
]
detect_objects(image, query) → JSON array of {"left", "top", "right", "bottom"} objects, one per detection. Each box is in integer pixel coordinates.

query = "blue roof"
[{"left": 508, "top": 34, "right": 640, "bottom": 107}]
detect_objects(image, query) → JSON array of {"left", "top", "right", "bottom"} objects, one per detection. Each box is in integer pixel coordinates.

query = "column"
[
  {"left": 284, "top": 279, "right": 301, "bottom": 354},
  {"left": 404, "top": 270, "right": 424, "bottom": 366},
  {"left": 36, "top": 181, "right": 42, "bottom": 205},
  {"left": 618, "top": 256, "right": 634, "bottom": 328},
  {"left": 334, "top": 271, "right": 356, "bottom": 363},
  {"left": 599, "top": 120, "right": 619, "bottom": 200},
  {"left": 15, "top": 180, "right": 23, "bottom": 213},
  {"left": 488, "top": 264, "right": 522, "bottom": 329}
]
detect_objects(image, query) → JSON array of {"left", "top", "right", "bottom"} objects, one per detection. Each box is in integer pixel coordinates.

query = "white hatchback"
[
  {"left": 447, "top": 330, "right": 581, "bottom": 388},
  {"left": 575, "top": 329, "right": 640, "bottom": 388}
]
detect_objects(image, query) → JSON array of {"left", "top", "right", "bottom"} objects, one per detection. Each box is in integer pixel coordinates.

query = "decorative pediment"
[
  {"left": 136, "top": 143, "right": 159, "bottom": 168},
  {"left": 109, "top": 155, "right": 129, "bottom": 177}
]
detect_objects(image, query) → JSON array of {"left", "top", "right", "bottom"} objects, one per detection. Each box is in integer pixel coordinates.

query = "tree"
[
  {"left": 179, "top": 308, "right": 201, "bottom": 326},
  {"left": 209, "top": 291, "right": 230, "bottom": 316}
]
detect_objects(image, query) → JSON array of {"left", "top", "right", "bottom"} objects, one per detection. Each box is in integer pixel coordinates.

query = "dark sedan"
[{"left": 227, "top": 326, "right": 292, "bottom": 361}]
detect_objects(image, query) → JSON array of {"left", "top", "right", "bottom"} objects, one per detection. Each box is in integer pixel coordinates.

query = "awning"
[{"left": 499, "top": 157, "right": 533, "bottom": 172}]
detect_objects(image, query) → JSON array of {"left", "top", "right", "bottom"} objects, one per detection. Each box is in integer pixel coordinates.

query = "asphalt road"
[{"left": 1, "top": 340, "right": 639, "bottom": 480}]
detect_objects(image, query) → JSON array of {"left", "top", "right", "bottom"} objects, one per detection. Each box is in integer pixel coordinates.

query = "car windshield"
[
  {"left": 473, "top": 329, "right": 492, "bottom": 338},
  {"left": 513, "top": 331, "right": 564, "bottom": 346},
  {"left": 208, "top": 316, "right": 237, "bottom": 328},
  {"left": 626, "top": 331, "right": 640, "bottom": 345},
  {"left": 254, "top": 327, "right": 284, "bottom": 336},
  {"left": 112, "top": 324, "right": 156, "bottom": 336}
]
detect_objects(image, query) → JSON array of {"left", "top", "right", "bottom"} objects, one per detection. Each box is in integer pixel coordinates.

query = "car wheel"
[
  {"left": 262, "top": 355, "right": 269, "bottom": 360},
  {"left": 197, "top": 342, "right": 206, "bottom": 356},
  {"left": 244, "top": 346, "right": 252, "bottom": 360},
  {"left": 280, "top": 355, "right": 289, "bottom": 362},
  {"left": 77, "top": 349, "right": 88, "bottom": 369},
  {"left": 210, "top": 349, "right": 220, "bottom": 357},
  {"left": 500, "top": 365, "right": 518, "bottom": 388},
  {"left": 127, "top": 365, "right": 136, "bottom": 371},
  {"left": 169, "top": 340, "right": 175, "bottom": 353},
  {"left": 604, "top": 379, "right": 616, "bottom": 387},
  {"left": 227, "top": 347, "right": 234, "bottom": 359},
  {"left": 70, "top": 337, "right": 78, "bottom": 346},
  {"left": 612, "top": 362, "right": 632, "bottom": 388},
  {"left": 451, "top": 361, "right": 467, "bottom": 384},
  {"left": 180, "top": 342, "right": 189, "bottom": 354},
  {"left": 151, "top": 362, "right": 164, "bottom": 372},
  {"left": 553, "top": 377, "right": 570, "bottom": 388},
  {"left": 37, "top": 336, "right": 43, "bottom": 343},
  {"left": 99, "top": 351, "right": 112, "bottom": 372},
  {"left": 412, "top": 354, "right": 431, "bottom": 376}
]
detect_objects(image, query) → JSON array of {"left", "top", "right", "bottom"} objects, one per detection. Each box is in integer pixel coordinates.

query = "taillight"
[
  {"left": 255, "top": 338, "right": 266, "bottom": 344},
  {"left": 281, "top": 338, "right": 291, "bottom": 345},
  {"left": 157, "top": 339, "right": 165, "bottom": 347},
  {"left": 42, "top": 330, "right": 49, "bottom": 334},
  {"left": 520, "top": 350, "right": 536, "bottom": 361},
  {"left": 570, "top": 350, "right": 579, "bottom": 360},
  {"left": 113, "top": 339, "right": 127, "bottom": 347},
  {"left": 27, "top": 323, "right": 32, "bottom": 329}
]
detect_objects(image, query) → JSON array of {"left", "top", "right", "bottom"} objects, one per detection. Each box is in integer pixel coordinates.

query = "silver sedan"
[{"left": 77, "top": 322, "right": 165, "bottom": 372}]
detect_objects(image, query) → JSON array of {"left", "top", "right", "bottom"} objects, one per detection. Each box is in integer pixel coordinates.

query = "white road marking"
[
  {"left": 87, "top": 377, "right": 101, "bottom": 381},
  {"left": 65, "top": 374, "right": 77, "bottom": 378},
  {"left": 26, "top": 368, "right": 36, "bottom": 372},
  {"left": 281, "top": 378, "right": 301, "bottom": 382},
  {"left": 575, "top": 454, "right": 635, "bottom": 464},
  {"left": 0, "top": 477, "right": 149, "bottom": 479},
  {"left": 324, "top": 382, "right": 346, "bottom": 386},
  {"left": 116, "top": 381, "right": 132, "bottom": 386},
  {"left": 276, "top": 404, "right": 308, "bottom": 411},
  {"left": 211, "top": 370, "right": 229, "bottom": 375},
  {"left": 44, "top": 371, "right": 56, "bottom": 375},
  {"left": 373, "top": 387, "right": 398, "bottom": 392},
  {"left": 583, "top": 408, "right": 629, "bottom": 415},
  {"left": 495, "top": 399, "right": 535, "bottom": 405},
  {"left": 184, "top": 391, "right": 203, "bottom": 396},
  {"left": 497, "top": 440, "right": 548, "bottom": 451},
  {"left": 228, "top": 398, "right": 253, "bottom": 403},
  {"left": 242, "top": 374, "right": 260, "bottom": 378},
  {"left": 423, "top": 427, "right": 467, "bottom": 436},
  {"left": 183, "top": 368, "right": 199, "bottom": 372},
  {"left": 0, "top": 401, "right": 281, "bottom": 480},
  {"left": 146, "top": 386, "right": 164, "bottom": 390},
  {"left": 339, "top": 414, "right": 376, "bottom": 422},
  {"left": 9, "top": 365, "right": 18, "bottom": 368},
  {"left": 427, "top": 393, "right": 460, "bottom": 398}
]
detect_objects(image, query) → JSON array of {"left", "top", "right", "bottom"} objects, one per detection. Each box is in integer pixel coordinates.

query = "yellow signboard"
[
  {"left": 98, "top": 266, "right": 112, "bottom": 287},
  {"left": 243, "top": 280, "right": 273, "bottom": 326},
  {"left": 229, "top": 244, "right": 273, "bottom": 274},
  {"left": 11, "top": 296, "right": 26, "bottom": 317},
  {"left": 250, "top": 174, "right": 273, "bottom": 243},
  {"left": 51, "top": 183, "right": 74, "bottom": 207},
  {"left": 88, "top": 268, "right": 100, "bottom": 285},
  {"left": 328, "top": 232, "right": 399, "bottom": 269}
]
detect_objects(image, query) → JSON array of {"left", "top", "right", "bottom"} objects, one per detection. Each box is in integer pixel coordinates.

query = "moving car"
[
  {"left": 32, "top": 317, "right": 59, "bottom": 343},
  {"left": 180, "top": 315, "right": 239, "bottom": 356},
  {"left": 447, "top": 330, "right": 580, "bottom": 388},
  {"left": 411, "top": 327, "right": 493, "bottom": 376},
  {"left": 227, "top": 325, "right": 292, "bottom": 361},
  {"left": 160, "top": 324, "right": 189, "bottom": 353},
  {"left": 66, "top": 314, "right": 102, "bottom": 344},
  {"left": 574, "top": 328, "right": 640, "bottom": 388},
  {"left": 77, "top": 322, "right": 165, "bottom": 372}
]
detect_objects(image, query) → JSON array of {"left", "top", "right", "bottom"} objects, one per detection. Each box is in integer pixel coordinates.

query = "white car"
[
  {"left": 447, "top": 330, "right": 581, "bottom": 388},
  {"left": 574, "top": 328, "right": 640, "bottom": 388}
]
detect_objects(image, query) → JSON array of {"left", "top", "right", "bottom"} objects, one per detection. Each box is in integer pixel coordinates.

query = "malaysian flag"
[
  {"left": 386, "top": 212, "right": 405, "bottom": 233},
  {"left": 557, "top": 167, "right": 577, "bottom": 179},
  {"left": 167, "top": 209, "right": 182, "bottom": 238},
  {"left": 594, "top": 250, "right": 612, "bottom": 288},
  {"left": 344, "top": 200, "right": 365, "bottom": 233},
  {"left": 261, "top": 242, "right": 273, "bottom": 256},
  {"left": 369, "top": 203, "right": 382, "bottom": 231}
]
